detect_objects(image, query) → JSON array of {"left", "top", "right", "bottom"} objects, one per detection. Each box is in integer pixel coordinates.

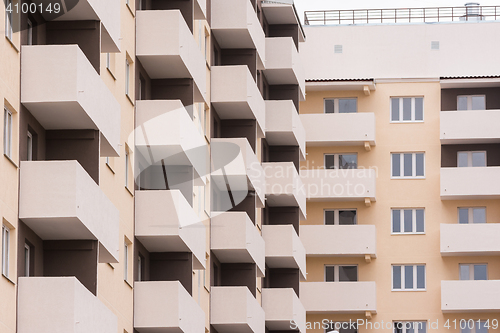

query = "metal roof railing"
[{"left": 304, "top": 5, "right": 500, "bottom": 25}]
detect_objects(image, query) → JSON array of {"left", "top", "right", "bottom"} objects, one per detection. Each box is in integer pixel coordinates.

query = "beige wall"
[{"left": 300, "top": 82, "right": 500, "bottom": 332}]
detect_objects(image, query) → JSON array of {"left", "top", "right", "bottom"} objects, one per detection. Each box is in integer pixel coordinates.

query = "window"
[
  {"left": 325, "top": 153, "right": 357, "bottom": 169},
  {"left": 458, "top": 95, "right": 486, "bottom": 111},
  {"left": 391, "top": 97, "right": 424, "bottom": 122},
  {"left": 392, "top": 265, "right": 426, "bottom": 290},
  {"left": 458, "top": 151, "right": 486, "bottom": 167},
  {"left": 459, "top": 207, "right": 486, "bottom": 224},
  {"left": 325, "top": 322, "right": 358, "bottom": 333},
  {"left": 4, "top": 108, "right": 13, "bottom": 158},
  {"left": 125, "top": 150, "right": 130, "bottom": 188},
  {"left": 460, "top": 264, "right": 487, "bottom": 280},
  {"left": 394, "top": 322, "right": 427, "bottom": 333},
  {"left": 27, "top": 18, "right": 32, "bottom": 45},
  {"left": 325, "top": 265, "right": 358, "bottom": 282},
  {"left": 392, "top": 209, "right": 425, "bottom": 234},
  {"left": 2, "top": 225, "right": 10, "bottom": 277},
  {"left": 325, "top": 209, "right": 357, "bottom": 225},
  {"left": 106, "top": 53, "right": 111, "bottom": 69},
  {"left": 460, "top": 320, "right": 489, "bottom": 333},
  {"left": 137, "top": 254, "right": 143, "bottom": 282},
  {"left": 391, "top": 153, "right": 425, "bottom": 178},
  {"left": 324, "top": 98, "right": 357, "bottom": 113},
  {"left": 123, "top": 242, "right": 129, "bottom": 281},
  {"left": 24, "top": 243, "right": 30, "bottom": 277},
  {"left": 125, "top": 59, "right": 130, "bottom": 96},
  {"left": 27, "top": 131, "right": 33, "bottom": 161},
  {"left": 5, "top": 0, "right": 13, "bottom": 40}
]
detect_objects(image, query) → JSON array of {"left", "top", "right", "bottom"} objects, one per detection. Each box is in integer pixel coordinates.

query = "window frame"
[
  {"left": 125, "top": 150, "right": 130, "bottom": 188},
  {"left": 24, "top": 243, "right": 30, "bottom": 277},
  {"left": 123, "top": 242, "right": 129, "bottom": 281},
  {"left": 459, "top": 263, "right": 488, "bottom": 281},
  {"left": 460, "top": 320, "right": 489, "bottom": 333},
  {"left": 391, "top": 208, "right": 425, "bottom": 235},
  {"left": 4, "top": 107, "right": 13, "bottom": 158},
  {"left": 324, "top": 321, "right": 358, "bottom": 333},
  {"left": 27, "top": 130, "right": 33, "bottom": 161},
  {"left": 457, "top": 151, "right": 487, "bottom": 168},
  {"left": 392, "top": 264, "right": 426, "bottom": 291},
  {"left": 457, "top": 95, "right": 486, "bottom": 111},
  {"left": 393, "top": 321, "right": 427, "bottom": 333},
  {"left": 324, "top": 98, "right": 358, "bottom": 114},
  {"left": 390, "top": 97, "right": 425, "bottom": 123},
  {"left": 2, "top": 225, "right": 10, "bottom": 278},
  {"left": 125, "top": 58, "right": 130, "bottom": 96},
  {"left": 27, "top": 18, "right": 33, "bottom": 45},
  {"left": 5, "top": 0, "right": 13, "bottom": 40},
  {"left": 324, "top": 153, "right": 358, "bottom": 170},
  {"left": 391, "top": 152, "right": 425, "bottom": 179},
  {"left": 325, "top": 264, "right": 358, "bottom": 282},
  {"left": 324, "top": 209, "right": 358, "bottom": 225},
  {"left": 458, "top": 207, "right": 486, "bottom": 224}
]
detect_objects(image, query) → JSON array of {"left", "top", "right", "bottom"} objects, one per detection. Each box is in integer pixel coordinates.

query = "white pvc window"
[
  {"left": 325, "top": 265, "right": 358, "bottom": 282},
  {"left": 27, "top": 18, "right": 32, "bottom": 45},
  {"left": 325, "top": 153, "right": 358, "bottom": 169},
  {"left": 391, "top": 153, "right": 425, "bottom": 178},
  {"left": 457, "top": 95, "right": 486, "bottom": 111},
  {"left": 123, "top": 242, "right": 129, "bottom": 281},
  {"left": 460, "top": 264, "right": 487, "bottom": 281},
  {"left": 392, "top": 264, "right": 426, "bottom": 290},
  {"left": 5, "top": 0, "right": 13, "bottom": 40},
  {"left": 125, "top": 150, "right": 130, "bottom": 188},
  {"left": 325, "top": 322, "right": 358, "bottom": 333},
  {"left": 27, "top": 131, "right": 33, "bottom": 161},
  {"left": 460, "top": 320, "right": 490, "bottom": 333},
  {"left": 392, "top": 209, "right": 425, "bottom": 234},
  {"left": 393, "top": 321, "right": 427, "bottom": 333},
  {"left": 2, "top": 225, "right": 10, "bottom": 277},
  {"left": 324, "top": 98, "right": 357, "bottom": 113},
  {"left": 324, "top": 209, "right": 357, "bottom": 225},
  {"left": 391, "top": 97, "right": 424, "bottom": 122},
  {"left": 125, "top": 59, "right": 130, "bottom": 95},
  {"left": 458, "top": 151, "right": 486, "bottom": 167},
  {"left": 24, "top": 243, "right": 30, "bottom": 276},
  {"left": 4, "top": 108, "right": 13, "bottom": 158},
  {"left": 458, "top": 207, "right": 486, "bottom": 224}
]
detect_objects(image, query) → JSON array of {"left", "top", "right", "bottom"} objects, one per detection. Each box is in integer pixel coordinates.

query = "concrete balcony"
[
  {"left": 265, "top": 37, "right": 305, "bottom": 100},
  {"left": 441, "top": 167, "right": 500, "bottom": 200},
  {"left": 265, "top": 100, "right": 306, "bottom": 160},
  {"left": 136, "top": 10, "right": 207, "bottom": 102},
  {"left": 18, "top": 277, "right": 117, "bottom": 333},
  {"left": 299, "top": 113, "right": 376, "bottom": 148},
  {"left": 300, "top": 225, "right": 376, "bottom": 259},
  {"left": 134, "top": 281, "right": 205, "bottom": 333},
  {"left": 32, "top": 0, "right": 120, "bottom": 52},
  {"left": 263, "top": 162, "right": 306, "bottom": 220},
  {"left": 211, "top": 0, "right": 265, "bottom": 69},
  {"left": 211, "top": 138, "right": 265, "bottom": 207},
  {"left": 300, "top": 282, "right": 377, "bottom": 314},
  {"left": 211, "top": 65, "right": 266, "bottom": 136},
  {"left": 19, "top": 161, "right": 119, "bottom": 263},
  {"left": 262, "top": 225, "right": 306, "bottom": 280},
  {"left": 441, "top": 110, "right": 500, "bottom": 144},
  {"left": 442, "top": 280, "right": 500, "bottom": 312},
  {"left": 135, "top": 100, "right": 207, "bottom": 181},
  {"left": 262, "top": 288, "right": 306, "bottom": 333},
  {"left": 135, "top": 190, "right": 206, "bottom": 269},
  {"left": 441, "top": 223, "right": 500, "bottom": 256},
  {"left": 261, "top": 0, "right": 304, "bottom": 43},
  {"left": 21, "top": 45, "right": 121, "bottom": 156},
  {"left": 211, "top": 286, "right": 265, "bottom": 333},
  {"left": 211, "top": 211, "right": 265, "bottom": 277},
  {"left": 300, "top": 169, "right": 376, "bottom": 204}
]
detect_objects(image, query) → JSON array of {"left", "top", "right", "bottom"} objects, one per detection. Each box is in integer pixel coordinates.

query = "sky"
[{"left": 294, "top": 0, "right": 500, "bottom": 23}]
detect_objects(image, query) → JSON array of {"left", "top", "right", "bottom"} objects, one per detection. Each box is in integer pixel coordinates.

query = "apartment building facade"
[
  {"left": 0, "top": 0, "right": 307, "bottom": 333},
  {"left": 299, "top": 6, "right": 500, "bottom": 333}
]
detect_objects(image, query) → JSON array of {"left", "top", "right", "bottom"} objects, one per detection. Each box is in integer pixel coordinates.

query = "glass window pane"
[
  {"left": 394, "top": 322, "right": 403, "bottom": 333},
  {"left": 405, "top": 265, "right": 414, "bottom": 289},
  {"left": 418, "top": 322, "right": 427, "bottom": 333},
  {"left": 391, "top": 98, "right": 400, "bottom": 121},
  {"left": 459, "top": 208, "right": 469, "bottom": 224},
  {"left": 325, "top": 266, "right": 335, "bottom": 282},
  {"left": 325, "top": 155, "right": 336, "bottom": 169},
  {"left": 457, "top": 96, "right": 468, "bottom": 110},
  {"left": 460, "top": 264, "right": 470, "bottom": 280},
  {"left": 417, "top": 265, "right": 425, "bottom": 289},
  {"left": 403, "top": 98, "right": 412, "bottom": 120},
  {"left": 339, "top": 210, "right": 357, "bottom": 225},
  {"left": 325, "top": 210, "right": 335, "bottom": 225},
  {"left": 416, "top": 153, "right": 424, "bottom": 176},
  {"left": 458, "top": 152, "right": 469, "bottom": 167},
  {"left": 392, "top": 154, "right": 401, "bottom": 177},
  {"left": 473, "top": 208, "right": 486, "bottom": 223},
  {"left": 393, "top": 266, "right": 401, "bottom": 289},
  {"left": 477, "top": 321, "right": 488, "bottom": 333},
  {"left": 404, "top": 210, "right": 413, "bottom": 232},
  {"left": 392, "top": 210, "right": 401, "bottom": 233},
  {"left": 339, "top": 154, "right": 357, "bottom": 169},
  {"left": 406, "top": 322, "right": 414, "bottom": 333},
  {"left": 474, "top": 264, "right": 487, "bottom": 280},
  {"left": 461, "top": 327, "right": 471, "bottom": 333},
  {"left": 416, "top": 210, "right": 425, "bottom": 232},
  {"left": 404, "top": 154, "right": 413, "bottom": 177},
  {"left": 339, "top": 99, "right": 357, "bottom": 113},
  {"left": 472, "top": 96, "right": 486, "bottom": 110},
  {"left": 415, "top": 98, "right": 424, "bottom": 120},
  {"left": 325, "top": 99, "right": 335, "bottom": 113},
  {"left": 339, "top": 266, "right": 358, "bottom": 282},
  {"left": 471, "top": 152, "right": 486, "bottom": 167}
]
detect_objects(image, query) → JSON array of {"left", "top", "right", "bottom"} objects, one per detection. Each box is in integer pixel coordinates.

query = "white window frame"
[
  {"left": 324, "top": 321, "right": 358, "bottom": 333},
  {"left": 391, "top": 208, "right": 425, "bottom": 234},
  {"left": 123, "top": 242, "right": 129, "bottom": 281},
  {"left": 324, "top": 153, "right": 358, "bottom": 170},
  {"left": 27, "top": 130, "right": 33, "bottom": 161},
  {"left": 125, "top": 150, "right": 130, "bottom": 188},
  {"left": 390, "top": 97, "right": 424, "bottom": 123},
  {"left": 24, "top": 243, "right": 30, "bottom": 277},
  {"left": 325, "top": 264, "right": 358, "bottom": 282},
  {"left": 27, "top": 18, "right": 33, "bottom": 45},
  {"left": 460, "top": 320, "right": 490, "bottom": 333},
  {"left": 4, "top": 108, "right": 13, "bottom": 158},
  {"left": 324, "top": 98, "right": 358, "bottom": 114},
  {"left": 391, "top": 153, "right": 425, "bottom": 179},
  {"left": 459, "top": 264, "right": 488, "bottom": 281},
  {"left": 457, "top": 95, "right": 486, "bottom": 111},
  {"left": 5, "top": 0, "right": 13, "bottom": 40},
  {"left": 458, "top": 207, "right": 486, "bottom": 224},
  {"left": 393, "top": 321, "right": 427, "bottom": 333},
  {"left": 137, "top": 254, "right": 142, "bottom": 282},
  {"left": 457, "top": 151, "right": 487, "bottom": 168},
  {"left": 125, "top": 59, "right": 130, "bottom": 96},
  {"left": 2, "top": 225, "right": 10, "bottom": 277},
  {"left": 324, "top": 209, "right": 357, "bottom": 225},
  {"left": 392, "top": 264, "right": 426, "bottom": 291}
]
